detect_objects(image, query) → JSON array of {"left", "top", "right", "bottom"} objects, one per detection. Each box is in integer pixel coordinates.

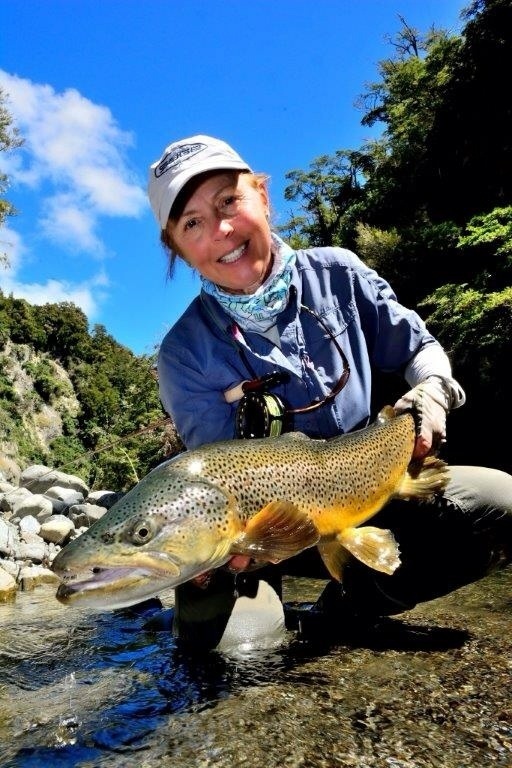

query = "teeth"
[{"left": 220, "top": 244, "right": 245, "bottom": 264}]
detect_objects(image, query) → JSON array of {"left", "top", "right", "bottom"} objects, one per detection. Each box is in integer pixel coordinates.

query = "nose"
[{"left": 212, "top": 216, "right": 234, "bottom": 239}]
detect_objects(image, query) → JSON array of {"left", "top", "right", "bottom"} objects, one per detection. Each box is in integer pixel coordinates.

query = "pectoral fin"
[
  {"left": 232, "top": 500, "right": 319, "bottom": 563},
  {"left": 338, "top": 526, "right": 401, "bottom": 575}
]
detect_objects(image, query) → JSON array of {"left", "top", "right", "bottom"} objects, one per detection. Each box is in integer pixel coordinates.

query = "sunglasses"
[{"left": 235, "top": 303, "right": 350, "bottom": 439}]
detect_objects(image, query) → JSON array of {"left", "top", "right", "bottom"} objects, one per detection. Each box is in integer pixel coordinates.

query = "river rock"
[
  {"left": 40, "top": 515, "right": 75, "bottom": 545},
  {"left": 17, "top": 532, "right": 46, "bottom": 563},
  {"left": 18, "top": 564, "right": 61, "bottom": 590},
  {"left": 0, "top": 568, "right": 16, "bottom": 601},
  {"left": 43, "top": 496, "right": 69, "bottom": 515},
  {"left": 86, "top": 490, "right": 124, "bottom": 509},
  {"left": 0, "top": 487, "right": 32, "bottom": 514},
  {"left": 45, "top": 486, "right": 85, "bottom": 506},
  {"left": 68, "top": 503, "right": 106, "bottom": 528},
  {"left": 11, "top": 493, "right": 54, "bottom": 521},
  {"left": 0, "top": 460, "right": 121, "bottom": 596},
  {"left": 0, "top": 518, "right": 19, "bottom": 557},
  {"left": 18, "top": 515, "right": 41, "bottom": 536},
  {"left": 0, "top": 559, "right": 20, "bottom": 580},
  {"left": 19, "top": 465, "right": 89, "bottom": 496}
]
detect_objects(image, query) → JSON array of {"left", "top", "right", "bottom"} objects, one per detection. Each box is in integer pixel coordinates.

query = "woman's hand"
[
  {"left": 394, "top": 379, "right": 449, "bottom": 459},
  {"left": 190, "top": 555, "right": 252, "bottom": 588},
  {"left": 227, "top": 555, "right": 253, "bottom": 571}
]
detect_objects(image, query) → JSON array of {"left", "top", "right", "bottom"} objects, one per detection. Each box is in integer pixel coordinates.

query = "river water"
[{"left": 1, "top": 570, "right": 511, "bottom": 768}]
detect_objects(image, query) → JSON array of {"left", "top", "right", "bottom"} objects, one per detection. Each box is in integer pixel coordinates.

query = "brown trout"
[{"left": 52, "top": 406, "right": 449, "bottom": 609}]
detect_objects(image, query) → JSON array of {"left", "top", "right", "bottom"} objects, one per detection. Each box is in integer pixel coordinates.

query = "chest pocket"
[{"left": 300, "top": 301, "right": 355, "bottom": 355}]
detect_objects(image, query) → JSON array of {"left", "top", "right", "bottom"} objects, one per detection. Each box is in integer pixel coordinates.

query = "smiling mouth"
[{"left": 219, "top": 243, "right": 246, "bottom": 264}]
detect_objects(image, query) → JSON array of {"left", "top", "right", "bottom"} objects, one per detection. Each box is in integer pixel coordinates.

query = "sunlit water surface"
[
  {"left": 1, "top": 571, "right": 511, "bottom": 768},
  {"left": 0, "top": 579, "right": 324, "bottom": 768}
]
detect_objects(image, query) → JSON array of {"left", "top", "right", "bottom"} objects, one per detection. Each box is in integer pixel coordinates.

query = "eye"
[
  {"left": 129, "top": 518, "right": 157, "bottom": 546},
  {"left": 221, "top": 194, "right": 240, "bottom": 210},
  {"left": 183, "top": 217, "right": 199, "bottom": 232}
]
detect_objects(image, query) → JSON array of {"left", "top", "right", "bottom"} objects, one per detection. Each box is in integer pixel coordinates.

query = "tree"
[
  {"left": 279, "top": 150, "right": 371, "bottom": 249},
  {"left": 356, "top": 24, "right": 462, "bottom": 225},
  {"left": 277, "top": 3, "right": 512, "bottom": 471},
  {"left": 424, "top": 0, "right": 512, "bottom": 222},
  {"left": 0, "top": 86, "right": 23, "bottom": 265}
]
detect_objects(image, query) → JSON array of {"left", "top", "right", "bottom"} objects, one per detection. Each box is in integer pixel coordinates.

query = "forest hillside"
[{"left": 0, "top": 296, "right": 182, "bottom": 490}]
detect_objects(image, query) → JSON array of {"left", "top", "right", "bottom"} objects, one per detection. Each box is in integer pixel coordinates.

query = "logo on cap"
[{"left": 154, "top": 143, "right": 207, "bottom": 178}]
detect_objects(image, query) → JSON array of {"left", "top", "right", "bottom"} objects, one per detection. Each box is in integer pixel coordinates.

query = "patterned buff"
[{"left": 201, "top": 233, "right": 296, "bottom": 332}]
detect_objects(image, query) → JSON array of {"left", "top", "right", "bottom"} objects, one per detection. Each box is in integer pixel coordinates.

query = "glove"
[{"left": 393, "top": 377, "right": 452, "bottom": 459}]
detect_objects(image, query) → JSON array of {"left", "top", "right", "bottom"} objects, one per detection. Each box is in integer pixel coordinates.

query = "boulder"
[
  {"left": 40, "top": 515, "right": 75, "bottom": 545},
  {"left": 68, "top": 503, "right": 106, "bottom": 528},
  {"left": 45, "top": 486, "right": 85, "bottom": 506},
  {"left": 11, "top": 493, "right": 54, "bottom": 521},
  {"left": 0, "top": 487, "right": 32, "bottom": 514},
  {"left": 17, "top": 532, "right": 47, "bottom": 563},
  {"left": 19, "top": 465, "right": 89, "bottom": 496},
  {"left": 0, "top": 518, "right": 19, "bottom": 557},
  {"left": 18, "top": 565, "right": 61, "bottom": 590},
  {"left": 0, "top": 568, "right": 16, "bottom": 601}
]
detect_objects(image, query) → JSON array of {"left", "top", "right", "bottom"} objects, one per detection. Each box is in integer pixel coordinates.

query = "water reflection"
[
  {"left": 1, "top": 570, "right": 510, "bottom": 768},
  {"left": 0, "top": 586, "right": 332, "bottom": 767}
]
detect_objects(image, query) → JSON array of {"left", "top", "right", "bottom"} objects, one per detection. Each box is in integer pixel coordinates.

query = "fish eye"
[{"left": 129, "top": 518, "right": 157, "bottom": 546}]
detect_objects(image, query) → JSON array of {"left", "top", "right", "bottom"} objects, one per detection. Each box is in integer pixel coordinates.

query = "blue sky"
[{"left": 1, "top": 0, "right": 465, "bottom": 356}]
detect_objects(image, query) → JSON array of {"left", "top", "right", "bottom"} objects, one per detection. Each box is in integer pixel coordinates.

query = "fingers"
[{"left": 227, "top": 555, "right": 252, "bottom": 572}]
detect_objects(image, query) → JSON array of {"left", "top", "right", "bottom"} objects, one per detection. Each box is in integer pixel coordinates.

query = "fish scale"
[{"left": 51, "top": 407, "right": 450, "bottom": 610}]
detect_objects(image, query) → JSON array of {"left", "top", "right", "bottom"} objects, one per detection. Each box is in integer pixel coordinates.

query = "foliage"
[
  {"left": 0, "top": 86, "right": 23, "bottom": 265},
  {"left": 278, "top": 150, "right": 370, "bottom": 249},
  {"left": 424, "top": 0, "right": 512, "bottom": 221},
  {"left": 419, "top": 283, "right": 512, "bottom": 470},
  {"left": 0, "top": 291, "right": 179, "bottom": 490},
  {"left": 22, "top": 359, "right": 70, "bottom": 403},
  {"left": 278, "top": 0, "right": 512, "bottom": 472}
]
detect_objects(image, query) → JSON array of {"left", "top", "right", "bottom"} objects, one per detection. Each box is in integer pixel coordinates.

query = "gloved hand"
[{"left": 394, "top": 377, "right": 451, "bottom": 459}]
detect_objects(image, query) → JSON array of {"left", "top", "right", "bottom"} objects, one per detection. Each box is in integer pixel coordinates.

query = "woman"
[{"left": 147, "top": 135, "right": 512, "bottom": 649}]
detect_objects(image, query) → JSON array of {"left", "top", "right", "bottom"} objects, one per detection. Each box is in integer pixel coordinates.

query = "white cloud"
[
  {"left": 0, "top": 225, "right": 108, "bottom": 318},
  {"left": 0, "top": 70, "right": 147, "bottom": 252},
  {"left": 39, "top": 194, "right": 104, "bottom": 254},
  {"left": 2, "top": 277, "right": 100, "bottom": 317},
  {"left": 0, "top": 71, "right": 148, "bottom": 324},
  {"left": 0, "top": 271, "right": 104, "bottom": 319},
  {"left": 0, "top": 224, "right": 25, "bottom": 272}
]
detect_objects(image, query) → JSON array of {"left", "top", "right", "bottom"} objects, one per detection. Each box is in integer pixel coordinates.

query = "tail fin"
[{"left": 397, "top": 456, "right": 450, "bottom": 500}]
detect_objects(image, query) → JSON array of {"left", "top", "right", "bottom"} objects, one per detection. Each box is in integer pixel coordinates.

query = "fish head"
[{"left": 52, "top": 459, "right": 240, "bottom": 610}]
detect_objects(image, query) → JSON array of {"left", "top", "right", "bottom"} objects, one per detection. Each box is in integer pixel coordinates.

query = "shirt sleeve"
[
  {"left": 158, "top": 336, "right": 235, "bottom": 449},
  {"left": 346, "top": 250, "right": 440, "bottom": 372}
]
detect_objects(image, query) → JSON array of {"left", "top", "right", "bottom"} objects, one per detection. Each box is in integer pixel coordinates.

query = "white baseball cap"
[{"left": 147, "top": 134, "right": 252, "bottom": 229}]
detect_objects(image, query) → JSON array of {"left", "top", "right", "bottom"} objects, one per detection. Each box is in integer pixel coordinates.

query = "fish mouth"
[
  {"left": 56, "top": 566, "right": 149, "bottom": 601},
  {"left": 54, "top": 561, "right": 182, "bottom": 610}
]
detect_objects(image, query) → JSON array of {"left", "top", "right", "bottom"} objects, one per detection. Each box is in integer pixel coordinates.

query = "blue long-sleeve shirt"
[{"left": 157, "top": 246, "right": 439, "bottom": 449}]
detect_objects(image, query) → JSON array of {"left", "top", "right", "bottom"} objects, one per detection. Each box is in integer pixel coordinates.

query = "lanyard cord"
[
  {"left": 287, "top": 303, "right": 350, "bottom": 414},
  {"left": 201, "top": 291, "right": 350, "bottom": 415}
]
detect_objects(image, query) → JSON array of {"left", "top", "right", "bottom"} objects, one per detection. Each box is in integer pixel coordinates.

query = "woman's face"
[{"left": 167, "top": 172, "right": 272, "bottom": 295}]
